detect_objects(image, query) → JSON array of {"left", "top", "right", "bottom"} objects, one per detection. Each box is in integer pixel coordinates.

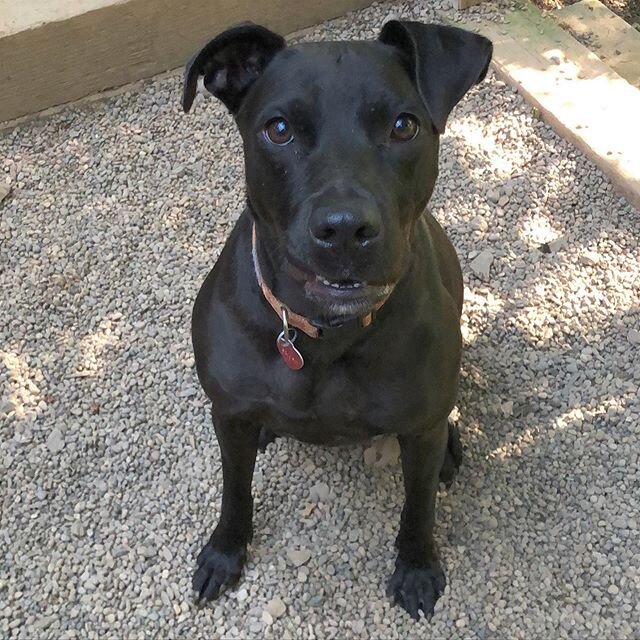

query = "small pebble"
[
  {"left": 309, "top": 482, "right": 330, "bottom": 502},
  {"left": 287, "top": 549, "right": 311, "bottom": 567},
  {"left": 266, "top": 597, "right": 286, "bottom": 619},
  {"left": 46, "top": 428, "right": 64, "bottom": 453},
  {"left": 469, "top": 250, "right": 494, "bottom": 279}
]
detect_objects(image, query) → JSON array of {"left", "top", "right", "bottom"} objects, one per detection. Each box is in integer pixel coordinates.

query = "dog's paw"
[
  {"left": 192, "top": 541, "right": 246, "bottom": 602},
  {"left": 386, "top": 557, "right": 446, "bottom": 620},
  {"left": 439, "top": 420, "right": 463, "bottom": 488}
]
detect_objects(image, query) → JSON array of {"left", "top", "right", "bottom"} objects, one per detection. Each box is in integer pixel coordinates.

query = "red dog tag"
[{"left": 277, "top": 333, "right": 304, "bottom": 370}]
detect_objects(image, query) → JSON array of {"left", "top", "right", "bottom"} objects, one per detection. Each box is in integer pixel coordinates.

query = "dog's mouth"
[
  {"left": 314, "top": 276, "right": 366, "bottom": 290},
  {"left": 306, "top": 274, "right": 392, "bottom": 298},
  {"left": 306, "top": 275, "right": 394, "bottom": 320},
  {"left": 284, "top": 256, "right": 394, "bottom": 316}
]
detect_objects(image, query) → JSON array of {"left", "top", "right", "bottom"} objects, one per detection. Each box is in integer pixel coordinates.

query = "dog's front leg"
[
  {"left": 193, "top": 408, "right": 260, "bottom": 601},
  {"left": 388, "top": 419, "right": 449, "bottom": 619}
]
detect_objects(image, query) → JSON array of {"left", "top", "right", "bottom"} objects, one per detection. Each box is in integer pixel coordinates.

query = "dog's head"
[{"left": 183, "top": 22, "right": 492, "bottom": 325}]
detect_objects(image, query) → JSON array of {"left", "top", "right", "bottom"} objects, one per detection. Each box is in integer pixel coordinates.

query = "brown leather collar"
[{"left": 251, "top": 223, "right": 387, "bottom": 339}]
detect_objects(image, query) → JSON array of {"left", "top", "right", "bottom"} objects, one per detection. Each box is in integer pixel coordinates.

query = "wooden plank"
[
  {"left": 555, "top": 0, "right": 640, "bottom": 88},
  {"left": 0, "top": 0, "right": 374, "bottom": 123},
  {"left": 453, "top": 1, "right": 640, "bottom": 211}
]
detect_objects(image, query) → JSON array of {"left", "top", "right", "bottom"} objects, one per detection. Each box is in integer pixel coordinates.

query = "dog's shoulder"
[{"left": 420, "top": 210, "right": 463, "bottom": 316}]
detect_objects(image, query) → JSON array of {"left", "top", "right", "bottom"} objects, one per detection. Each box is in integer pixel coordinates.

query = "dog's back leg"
[
  {"left": 258, "top": 427, "right": 277, "bottom": 452},
  {"left": 439, "top": 420, "right": 463, "bottom": 487}
]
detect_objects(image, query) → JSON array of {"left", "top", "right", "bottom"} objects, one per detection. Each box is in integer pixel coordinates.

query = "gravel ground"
[{"left": 2, "top": 0, "right": 640, "bottom": 638}]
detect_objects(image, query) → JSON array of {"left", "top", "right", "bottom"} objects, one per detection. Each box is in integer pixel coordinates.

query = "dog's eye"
[
  {"left": 264, "top": 118, "right": 293, "bottom": 145},
  {"left": 390, "top": 113, "right": 419, "bottom": 142}
]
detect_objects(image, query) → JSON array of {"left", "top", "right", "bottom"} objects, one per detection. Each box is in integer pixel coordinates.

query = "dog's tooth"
[{"left": 318, "top": 277, "right": 369, "bottom": 290}]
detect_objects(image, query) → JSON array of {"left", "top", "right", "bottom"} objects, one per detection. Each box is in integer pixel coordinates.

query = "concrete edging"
[{"left": 0, "top": 0, "right": 374, "bottom": 123}]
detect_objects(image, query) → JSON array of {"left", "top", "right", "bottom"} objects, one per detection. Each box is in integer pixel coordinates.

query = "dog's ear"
[
  {"left": 379, "top": 21, "right": 493, "bottom": 134},
  {"left": 182, "top": 23, "right": 286, "bottom": 114}
]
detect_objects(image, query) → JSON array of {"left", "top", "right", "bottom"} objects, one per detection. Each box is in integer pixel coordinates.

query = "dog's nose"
[{"left": 309, "top": 209, "right": 381, "bottom": 249}]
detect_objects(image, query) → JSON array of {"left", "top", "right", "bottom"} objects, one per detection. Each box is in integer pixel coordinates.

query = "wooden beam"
[
  {"left": 0, "top": 0, "right": 375, "bottom": 123},
  {"left": 453, "top": 1, "right": 640, "bottom": 210}
]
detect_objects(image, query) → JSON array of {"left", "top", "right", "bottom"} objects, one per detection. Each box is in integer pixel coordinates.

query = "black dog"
[{"left": 182, "top": 20, "right": 492, "bottom": 619}]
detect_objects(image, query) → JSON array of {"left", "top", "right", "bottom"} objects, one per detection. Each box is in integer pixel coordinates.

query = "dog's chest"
[{"left": 260, "top": 350, "right": 431, "bottom": 444}]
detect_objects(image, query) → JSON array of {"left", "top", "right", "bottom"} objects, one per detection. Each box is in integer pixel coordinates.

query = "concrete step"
[{"left": 554, "top": 0, "right": 640, "bottom": 89}]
